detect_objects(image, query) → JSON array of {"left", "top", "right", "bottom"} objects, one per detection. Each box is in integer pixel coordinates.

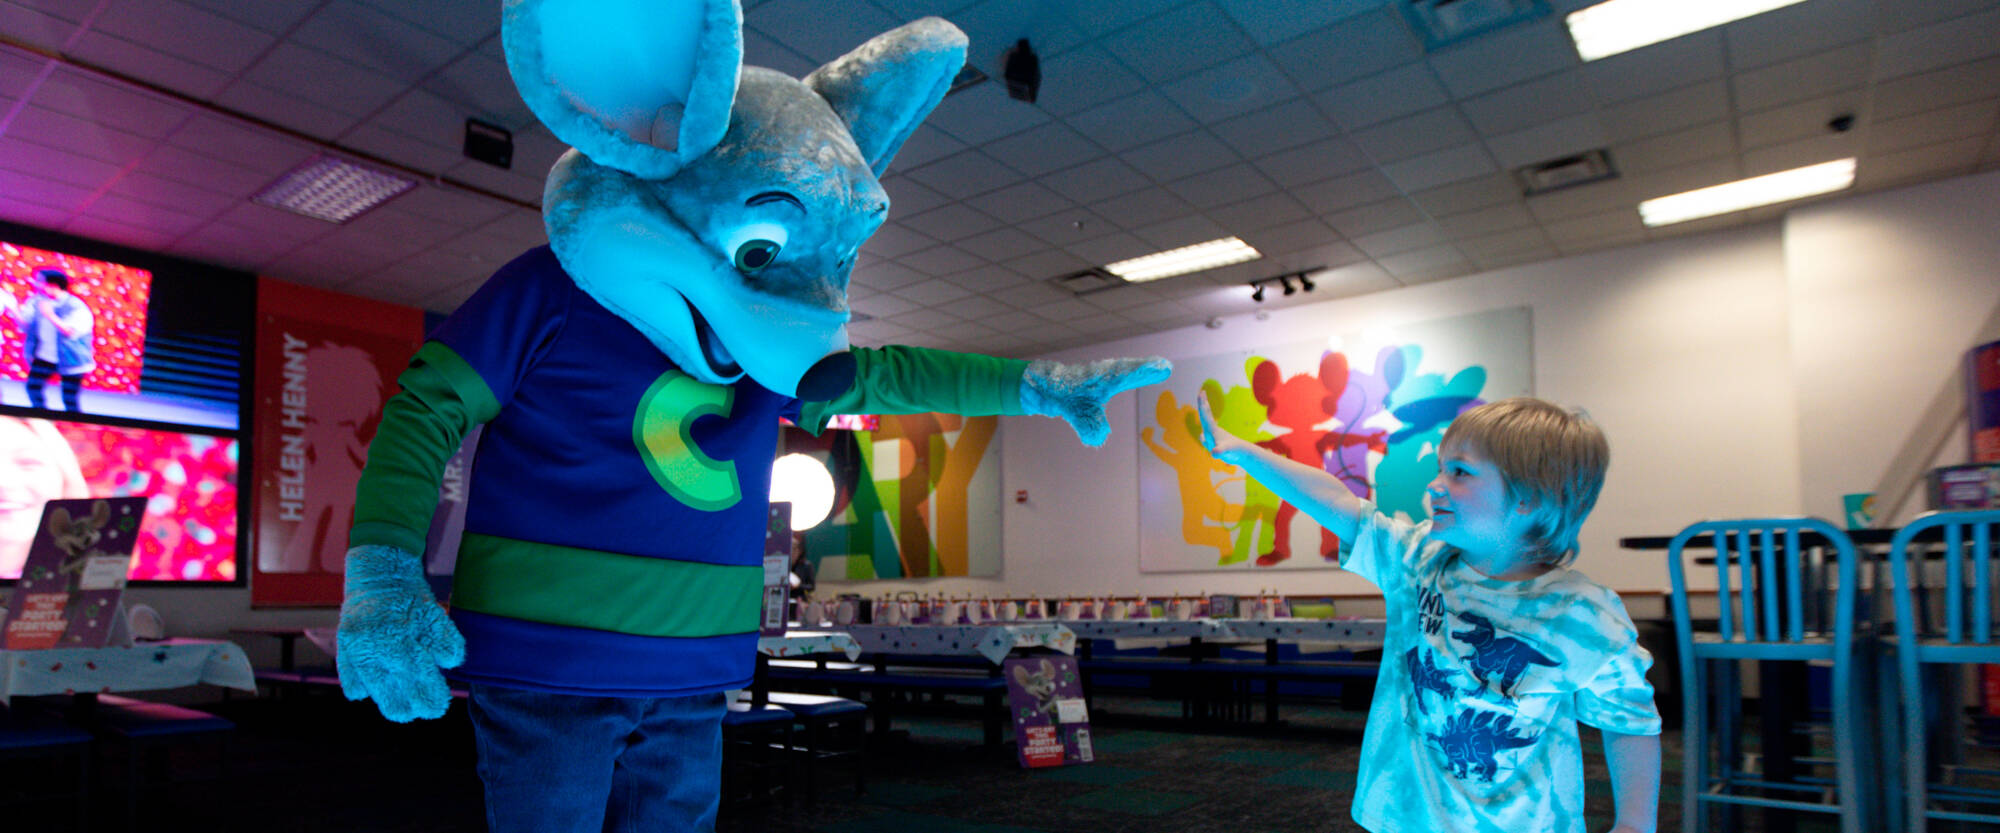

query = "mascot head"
[{"left": 502, "top": 0, "right": 965, "bottom": 398}]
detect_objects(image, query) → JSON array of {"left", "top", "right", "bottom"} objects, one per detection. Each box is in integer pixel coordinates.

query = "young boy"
[{"left": 1198, "top": 394, "right": 1660, "bottom": 833}]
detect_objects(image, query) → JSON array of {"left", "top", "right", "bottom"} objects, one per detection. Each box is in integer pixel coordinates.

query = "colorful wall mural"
[
  {"left": 780, "top": 413, "right": 1002, "bottom": 580},
  {"left": 1136, "top": 307, "right": 1533, "bottom": 573}
]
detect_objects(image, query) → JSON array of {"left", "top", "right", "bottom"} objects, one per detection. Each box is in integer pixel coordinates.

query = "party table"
[{"left": 0, "top": 638, "right": 257, "bottom": 705}]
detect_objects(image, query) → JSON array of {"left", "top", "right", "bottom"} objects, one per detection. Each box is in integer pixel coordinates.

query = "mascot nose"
[{"left": 796, "top": 351, "right": 858, "bottom": 401}]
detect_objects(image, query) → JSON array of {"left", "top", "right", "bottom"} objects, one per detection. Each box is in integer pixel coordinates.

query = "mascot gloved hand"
[
  {"left": 335, "top": 544, "right": 463, "bottom": 722},
  {"left": 1021, "top": 357, "right": 1172, "bottom": 446}
]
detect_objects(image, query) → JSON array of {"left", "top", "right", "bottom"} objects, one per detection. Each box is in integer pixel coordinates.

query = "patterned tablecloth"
[
  {"left": 0, "top": 638, "right": 257, "bottom": 705},
  {"left": 1214, "top": 618, "right": 1388, "bottom": 646},
  {"left": 839, "top": 623, "right": 1076, "bottom": 665},
  {"left": 757, "top": 630, "right": 862, "bottom": 661},
  {"left": 1054, "top": 619, "right": 1229, "bottom": 639}
]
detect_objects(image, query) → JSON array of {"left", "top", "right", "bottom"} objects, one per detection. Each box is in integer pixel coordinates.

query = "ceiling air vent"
[
  {"left": 1050, "top": 267, "right": 1124, "bottom": 296},
  {"left": 1402, "top": 0, "right": 1551, "bottom": 49},
  {"left": 946, "top": 64, "right": 987, "bottom": 97},
  {"left": 1515, "top": 149, "right": 1618, "bottom": 197}
]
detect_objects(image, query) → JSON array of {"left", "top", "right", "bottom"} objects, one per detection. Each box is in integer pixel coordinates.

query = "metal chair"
[
  {"left": 1888, "top": 509, "right": 2000, "bottom": 831},
  {"left": 1667, "top": 517, "right": 1871, "bottom": 833}
]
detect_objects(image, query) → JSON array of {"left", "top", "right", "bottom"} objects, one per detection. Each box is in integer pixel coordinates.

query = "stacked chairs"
[
  {"left": 1667, "top": 517, "right": 1873, "bottom": 833},
  {"left": 1888, "top": 509, "right": 2000, "bottom": 831},
  {"left": 765, "top": 691, "right": 868, "bottom": 801},
  {"left": 721, "top": 697, "right": 796, "bottom": 806}
]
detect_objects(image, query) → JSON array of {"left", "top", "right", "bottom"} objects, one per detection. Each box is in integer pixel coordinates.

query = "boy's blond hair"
[{"left": 1440, "top": 397, "right": 1608, "bottom": 567}]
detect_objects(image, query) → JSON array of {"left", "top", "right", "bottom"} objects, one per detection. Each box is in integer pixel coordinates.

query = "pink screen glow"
[
  {"left": 1, "top": 241, "right": 152, "bottom": 394},
  {"left": 0, "top": 418, "right": 237, "bottom": 582}
]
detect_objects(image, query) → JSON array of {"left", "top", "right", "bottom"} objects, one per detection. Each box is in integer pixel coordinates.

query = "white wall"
[{"left": 825, "top": 169, "right": 2000, "bottom": 603}]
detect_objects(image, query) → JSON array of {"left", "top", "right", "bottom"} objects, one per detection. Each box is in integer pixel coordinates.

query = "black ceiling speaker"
[
  {"left": 1002, "top": 39, "right": 1040, "bottom": 103},
  {"left": 464, "top": 118, "right": 513, "bottom": 170}
]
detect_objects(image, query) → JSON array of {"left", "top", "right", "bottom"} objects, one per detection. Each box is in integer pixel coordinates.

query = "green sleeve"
[
  {"left": 796, "top": 345, "right": 1029, "bottom": 433},
  {"left": 348, "top": 341, "right": 502, "bottom": 555}
]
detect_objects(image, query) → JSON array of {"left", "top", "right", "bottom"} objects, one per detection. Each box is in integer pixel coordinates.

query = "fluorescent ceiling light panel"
[
  {"left": 254, "top": 156, "right": 416, "bottom": 223},
  {"left": 1638, "top": 158, "right": 1855, "bottom": 227},
  {"left": 1566, "top": 0, "right": 1808, "bottom": 61},
  {"left": 1104, "top": 237, "right": 1262, "bottom": 283}
]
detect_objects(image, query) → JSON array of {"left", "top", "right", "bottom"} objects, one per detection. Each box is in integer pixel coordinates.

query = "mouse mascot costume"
[{"left": 335, "top": 1, "right": 1169, "bottom": 830}]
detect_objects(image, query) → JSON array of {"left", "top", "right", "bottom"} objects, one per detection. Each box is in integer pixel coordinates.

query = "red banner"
[{"left": 249, "top": 278, "right": 423, "bottom": 607}]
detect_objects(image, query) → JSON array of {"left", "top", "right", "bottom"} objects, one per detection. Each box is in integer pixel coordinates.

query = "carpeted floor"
[{"left": 2, "top": 689, "right": 1857, "bottom": 832}]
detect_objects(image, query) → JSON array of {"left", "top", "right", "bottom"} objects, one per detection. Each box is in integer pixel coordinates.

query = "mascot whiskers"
[{"left": 336, "top": 2, "right": 1169, "bottom": 830}]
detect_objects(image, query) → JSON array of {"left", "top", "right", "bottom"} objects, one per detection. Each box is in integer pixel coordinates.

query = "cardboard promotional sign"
[
  {"left": 1004, "top": 655, "right": 1093, "bottom": 768},
  {"left": 2, "top": 496, "right": 148, "bottom": 649},
  {"left": 761, "top": 502, "right": 791, "bottom": 637}
]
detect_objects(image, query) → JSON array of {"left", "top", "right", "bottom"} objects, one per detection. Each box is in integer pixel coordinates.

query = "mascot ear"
[
  {"left": 49, "top": 508, "right": 70, "bottom": 535},
  {"left": 804, "top": 17, "right": 966, "bottom": 176},
  {"left": 502, "top": 0, "right": 742, "bottom": 179}
]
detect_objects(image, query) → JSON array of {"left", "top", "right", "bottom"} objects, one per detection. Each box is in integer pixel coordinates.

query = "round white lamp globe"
[{"left": 770, "top": 453, "right": 835, "bottom": 531}]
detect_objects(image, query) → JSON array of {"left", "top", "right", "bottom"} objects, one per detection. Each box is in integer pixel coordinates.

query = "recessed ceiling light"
[
  {"left": 1638, "top": 158, "right": 1855, "bottom": 227},
  {"left": 1566, "top": 0, "right": 1809, "bottom": 62},
  {"left": 253, "top": 155, "right": 416, "bottom": 223},
  {"left": 1103, "top": 237, "right": 1262, "bottom": 283}
]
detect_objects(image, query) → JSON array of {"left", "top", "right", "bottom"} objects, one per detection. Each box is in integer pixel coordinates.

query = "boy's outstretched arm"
[
  {"left": 1603, "top": 728, "right": 1661, "bottom": 833},
  {"left": 1195, "top": 392, "right": 1362, "bottom": 542}
]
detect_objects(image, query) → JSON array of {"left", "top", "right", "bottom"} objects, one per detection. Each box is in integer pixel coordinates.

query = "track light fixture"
[{"left": 1246, "top": 269, "right": 1322, "bottom": 303}]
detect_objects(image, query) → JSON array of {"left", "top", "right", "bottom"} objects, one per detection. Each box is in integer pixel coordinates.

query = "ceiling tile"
[
  {"left": 1523, "top": 175, "right": 1636, "bottom": 222},
  {"left": 852, "top": 259, "right": 928, "bottom": 291},
  {"left": 946, "top": 0, "right": 1088, "bottom": 65},
  {"left": 964, "top": 180, "right": 1074, "bottom": 224},
  {"left": 1348, "top": 106, "right": 1478, "bottom": 163},
  {"left": 1292, "top": 168, "right": 1401, "bottom": 215},
  {"left": 102, "top": 170, "right": 238, "bottom": 219},
  {"left": 164, "top": 113, "right": 318, "bottom": 177},
  {"left": 1740, "top": 132, "right": 1858, "bottom": 177},
  {"left": 742, "top": 28, "right": 817, "bottom": 78},
  {"left": 1872, "top": 56, "right": 2000, "bottom": 121},
  {"left": 1541, "top": 211, "right": 1645, "bottom": 247},
  {"left": 1612, "top": 120, "right": 1734, "bottom": 174},
  {"left": 211, "top": 79, "right": 356, "bottom": 139},
  {"left": 1249, "top": 136, "right": 1370, "bottom": 185},
  {"left": 93, "top": 0, "right": 275, "bottom": 73},
  {"left": 1868, "top": 100, "right": 2000, "bottom": 154},
  {"left": 1310, "top": 61, "right": 1447, "bottom": 131},
  {"left": 885, "top": 307, "right": 966, "bottom": 330},
  {"left": 165, "top": 220, "right": 306, "bottom": 270},
  {"left": 0, "top": 166, "right": 95, "bottom": 213},
  {"left": 65, "top": 31, "right": 233, "bottom": 99},
  {"left": 1734, "top": 43, "right": 1871, "bottom": 112},
  {"left": 1001, "top": 247, "right": 1089, "bottom": 279},
  {"left": 1035, "top": 156, "right": 1150, "bottom": 205},
  {"left": 1433, "top": 201, "right": 1534, "bottom": 239},
  {"left": 1164, "top": 163, "right": 1277, "bottom": 206},
  {"left": 6, "top": 104, "right": 153, "bottom": 169},
  {"left": 1484, "top": 113, "right": 1609, "bottom": 169},
  {"left": 1455, "top": 226, "right": 1551, "bottom": 260},
  {"left": 1089, "top": 186, "right": 1198, "bottom": 230},
  {"left": 1600, "top": 80, "right": 1729, "bottom": 142},
  {"left": 903, "top": 150, "right": 1024, "bottom": 199},
  {"left": 747, "top": 0, "right": 902, "bottom": 63},
  {"left": 895, "top": 278, "right": 975, "bottom": 306},
  {"left": 1216, "top": 0, "right": 1383, "bottom": 46},
  {"left": 981, "top": 121, "right": 1104, "bottom": 178},
  {"left": 1131, "top": 213, "right": 1227, "bottom": 250},
  {"left": 1016, "top": 207, "right": 1118, "bottom": 247},
  {"left": 1324, "top": 197, "right": 1423, "bottom": 238},
  {"left": 1380, "top": 143, "right": 1498, "bottom": 192},
  {"left": 859, "top": 222, "right": 939, "bottom": 258},
  {"left": 424, "top": 51, "right": 534, "bottom": 128},
  {"left": 0, "top": 135, "right": 123, "bottom": 191},
  {"left": 899, "top": 243, "right": 985, "bottom": 276},
  {"left": 1064, "top": 89, "right": 1198, "bottom": 151},
  {"left": 287, "top": 3, "right": 461, "bottom": 85},
  {"left": 1208, "top": 97, "right": 1340, "bottom": 159},
  {"left": 989, "top": 280, "right": 1072, "bottom": 309},
  {"left": 1738, "top": 92, "right": 1865, "bottom": 150},
  {"left": 1301, "top": 260, "right": 1399, "bottom": 296},
  {"left": 880, "top": 176, "right": 951, "bottom": 217},
  {"left": 62, "top": 214, "right": 178, "bottom": 252},
  {"left": 1353, "top": 222, "right": 1447, "bottom": 258},
  {"left": 1062, "top": 231, "right": 1153, "bottom": 265},
  {"left": 1874, "top": 5, "right": 2000, "bottom": 80},
  {"left": 1856, "top": 136, "right": 1986, "bottom": 189},
  {"left": 886, "top": 125, "right": 967, "bottom": 172},
  {"left": 928, "top": 80, "right": 1051, "bottom": 146},
  {"left": 1579, "top": 29, "right": 1726, "bottom": 105},
  {"left": 1722, "top": 0, "right": 1873, "bottom": 70},
  {"left": 342, "top": 123, "right": 466, "bottom": 175},
  {"left": 937, "top": 263, "right": 1032, "bottom": 291},
  {"left": 33, "top": 67, "right": 195, "bottom": 139},
  {"left": 1029, "top": 44, "right": 1151, "bottom": 117},
  {"left": 1266, "top": 7, "right": 1423, "bottom": 92},
  {"left": 1376, "top": 244, "right": 1468, "bottom": 278},
  {"left": 1158, "top": 54, "right": 1300, "bottom": 123},
  {"left": 355, "top": 0, "right": 496, "bottom": 44},
  {"left": 937, "top": 293, "right": 1016, "bottom": 320},
  {"left": 953, "top": 226, "right": 1047, "bottom": 262},
  {"left": 1426, "top": 19, "right": 1576, "bottom": 99},
  {"left": 1119, "top": 130, "right": 1241, "bottom": 184},
  {"left": 1459, "top": 70, "right": 1591, "bottom": 137},
  {"left": 1206, "top": 191, "right": 1312, "bottom": 232},
  {"left": 1100, "top": 2, "right": 1256, "bottom": 85},
  {"left": 1408, "top": 172, "right": 1522, "bottom": 215},
  {"left": 1470, "top": 244, "right": 1560, "bottom": 272}
]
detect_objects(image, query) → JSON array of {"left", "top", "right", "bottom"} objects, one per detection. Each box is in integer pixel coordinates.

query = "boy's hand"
[{"left": 1196, "top": 392, "right": 1254, "bottom": 464}]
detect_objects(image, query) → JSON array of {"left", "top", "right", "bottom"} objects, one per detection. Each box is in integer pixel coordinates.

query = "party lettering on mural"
[{"left": 277, "top": 332, "right": 309, "bottom": 522}]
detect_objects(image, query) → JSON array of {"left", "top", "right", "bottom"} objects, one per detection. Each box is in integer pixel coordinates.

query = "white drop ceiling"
[{"left": 1, "top": 0, "right": 1996, "bottom": 357}]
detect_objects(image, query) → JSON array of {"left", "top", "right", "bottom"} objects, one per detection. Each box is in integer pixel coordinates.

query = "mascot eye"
[{"left": 734, "top": 239, "right": 781, "bottom": 273}]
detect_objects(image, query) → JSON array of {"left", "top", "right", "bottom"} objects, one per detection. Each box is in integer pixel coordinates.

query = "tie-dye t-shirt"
[{"left": 1342, "top": 502, "right": 1661, "bottom": 833}]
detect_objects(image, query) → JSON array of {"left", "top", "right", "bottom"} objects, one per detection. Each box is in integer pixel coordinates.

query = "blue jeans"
[{"left": 468, "top": 684, "right": 726, "bottom": 833}]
